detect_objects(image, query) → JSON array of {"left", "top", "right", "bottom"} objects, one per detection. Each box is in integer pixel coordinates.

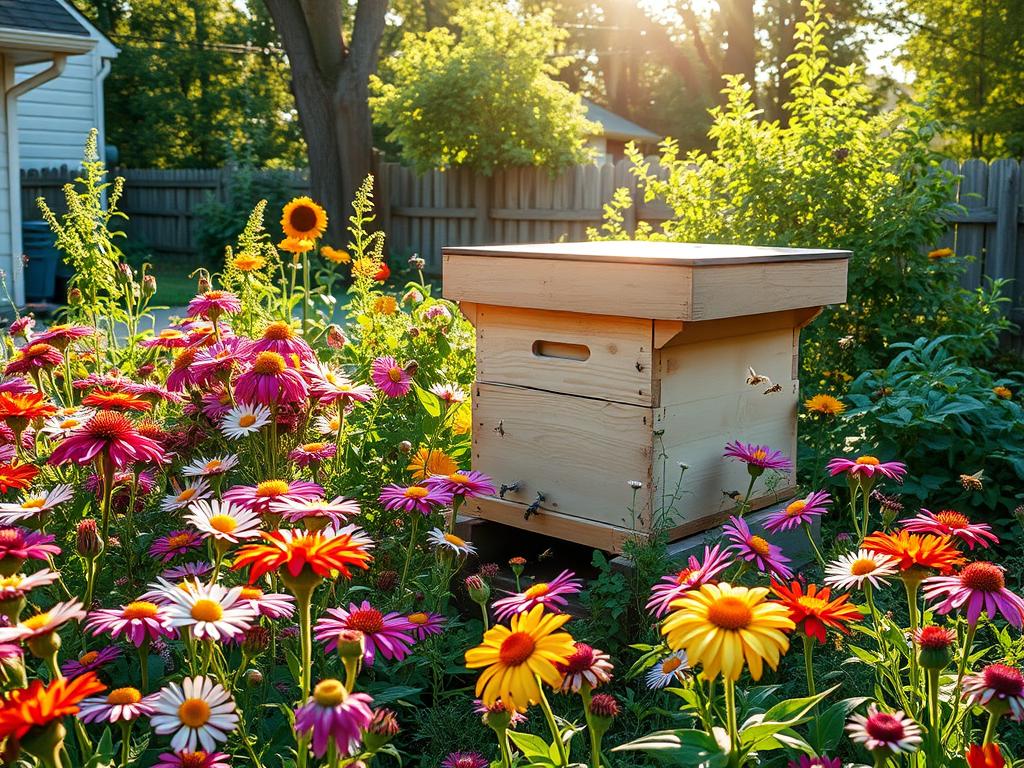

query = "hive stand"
[{"left": 443, "top": 241, "right": 850, "bottom": 553}]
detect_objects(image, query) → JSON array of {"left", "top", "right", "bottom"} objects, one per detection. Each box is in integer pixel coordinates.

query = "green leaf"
[
  {"left": 815, "top": 696, "right": 871, "bottom": 753},
  {"left": 414, "top": 384, "right": 442, "bottom": 418},
  {"left": 612, "top": 729, "right": 728, "bottom": 767},
  {"left": 508, "top": 731, "right": 555, "bottom": 760}
]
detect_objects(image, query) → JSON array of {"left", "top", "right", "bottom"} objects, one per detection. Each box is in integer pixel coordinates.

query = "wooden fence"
[{"left": 19, "top": 158, "right": 1024, "bottom": 324}]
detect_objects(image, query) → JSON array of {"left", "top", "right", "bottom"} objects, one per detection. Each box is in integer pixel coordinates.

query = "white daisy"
[
  {"left": 824, "top": 549, "right": 900, "bottom": 591},
  {"left": 425, "top": 527, "right": 476, "bottom": 557},
  {"left": 77, "top": 686, "right": 159, "bottom": 724},
  {"left": 220, "top": 404, "right": 272, "bottom": 440},
  {"left": 182, "top": 454, "right": 240, "bottom": 478},
  {"left": 39, "top": 409, "right": 95, "bottom": 439},
  {"left": 645, "top": 650, "right": 690, "bottom": 689},
  {"left": 185, "top": 500, "right": 262, "bottom": 545},
  {"left": 270, "top": 496, "right": 361, "bottom": 528},
  {"left": 151, "top": 675, "right": 238, "bottom": 752},
  {"left": 160, "top": 478, "right": 212, "bottom": 513},
  {"left": 314, "top": 412, "right": 342, "bottom": 436},
  {"left": 0, "top": 484, "right": 75, "bottom": 524},
  {"left": 155, "top": 578, "right": 256, "bottom": 642}
]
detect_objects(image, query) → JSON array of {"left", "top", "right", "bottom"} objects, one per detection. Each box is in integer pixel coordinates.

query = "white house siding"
[
  {"left": 0, "top": 55, "right": 13, "bottom": 300},
  {"left": 15, "top": 48, "right": 104, "bottom": 170}
]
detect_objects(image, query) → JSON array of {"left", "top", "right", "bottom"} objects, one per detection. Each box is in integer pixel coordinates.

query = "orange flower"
[
  {"left": 0, "top": 392, "right": 57, "bottom": 423},
  {"left": 770, "top": 581, "right": 861, "bottom": 643},
  {"left": 0, "top": 671, "right": 105, "bottom": 740},
  {"left": 281, "top": 197, "right": 327, "bottom": 240},
  {"left": 0, "top": 463, "right": 39, "bottom": 493},
  {"left": 81, "top": 390, "right": 152, "bottom": 413},
  {"left": 232, "top": 528, "right": 373, "bottom": 583},
  {"left": 966, "top": 744, "right": 1005, "bottom": 768},
  {"left": 321, "top": 246, "right": 350, "bottom": 265},
  {"left": 862, "top": 530, "right": 964, "bottom": 575}
]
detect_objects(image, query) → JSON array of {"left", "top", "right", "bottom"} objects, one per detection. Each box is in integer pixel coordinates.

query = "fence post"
[
  {"left": 473, "top": 173, "right": 490, "bottom": 244},
  {"left": 990, "top": 160, "right": 1019, "bottom": 314}
]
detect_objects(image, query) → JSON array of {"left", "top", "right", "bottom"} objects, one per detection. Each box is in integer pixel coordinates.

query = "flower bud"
[
  {"left": 197, "top": 276, "right": 212, "bottom": 294},
  {"left": 115, "top": 262, "right": 133, "bottom": 285},
  {"left": 375, "top": 570, "right": 398, "bottom": 594},
  {"left": 408, "top": 254, "right": 425, "bottom": 270},
  {"left": 242, "top": 626, "right": 270, "bottom": 656},
  {"left": 465, "top": 574, "right": 490, "bottom": 605},
  {"left": 142, "top": 274, "right": 157, "bottom": 300},
  {"left": 398, "top": 441, "right": 413, "bottom": 455},
  {"left": 363, "top": 708, "right": 400, "bottom": 752},
  {"left": 245, "top": 668, "right": 264, "bottom": 687},
  {"left": 336, "top": 629, "right": 366, "bottom": 663},
  {"left": 68, "top": 288, "right": 83, "bottom": 306},
  {"left": 915, "top": 626, "right": 955, "bottom": 670},
  {"left": 327, "top": 325, "right": 347, "bottom": 349},
  {"left": 403, "top": 359, "right": 418, "bottom": 377},
  {"left": 588, "top": 692, "right": 620, "bottom": 722},
  {"left": 408, "top": 326, "right": 420, "bottom": 338},
  {"left": 76, "top": 519, "right": 103, "bottom": 559}
]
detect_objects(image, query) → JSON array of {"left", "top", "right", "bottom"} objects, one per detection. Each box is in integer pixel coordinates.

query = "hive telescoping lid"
[{"left": 443, "top": 240, "right": 851, "bottom": 321}]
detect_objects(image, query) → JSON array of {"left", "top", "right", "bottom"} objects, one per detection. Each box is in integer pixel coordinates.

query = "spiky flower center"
[
  {"left": 850, "top": 558, "right": 879, "bottom": 576},
  {"left": 524, "top": 583, "right": 550, "bottom": 599},
  {"left": 499, "top": 631, "right": 536, "bottom": 665},
  {"left": 960, "top": 562, "right": 1005, "bottom": 592},
  {"left": 856, "top": 456, "right": 880, "bottom": 465},
  {"left": 85, "top": 411, "right": 134, "bottom": 439},
  {"left": 190, "top": 599, "right": 224, "bottom": 622},
  {"left": 561, "top": 643, "right": 596, "bottom": 673},
  {"left": 178, "top": 698, "right": 211, "bottom": 728},
  {"left": 256, "top": 480, "right": 290, "bottom": 498},
  {"left": 865, "top": 712, "right": 905, "bottom": 742},
  {"left": 107, "top": 687, "right": 142, "bottom": 705},
  {"left": 916, "top": 625, "right": 955, "bottom": 650},
  {"left": 707, "top": 596, "right": 753, "bottom": 630},
  {"left": 785, "top": 500, "right": 807, "bottom": 517},
  {"left": 313, "top": 678, "right": 346, "bottom": 707},
  {"left": 935, "top": 510, "right": 970, "bottom": 529},
  {"left": 983, "top": 664, "right": 1024, "bottom": 696},
  {"left": 404, "top": 486, "right": 429, "bottom": 499},
  {"left": 123, "top": 601, "right": 160, "bottom": 620},
  {"left": 252, "top": 351, "right": 287, "bottom": 375},
  {"left": 387, "top": 367, "right": 404, "bottom": 383},
  {"left": 263, "top": 321, "right": 295, "bottom": 341},
  {"left": 748, "top": 536, "right": 771, "bottom": 557},
  {"left": 346, "top": 608, "right": 385, "bottom": 634}
]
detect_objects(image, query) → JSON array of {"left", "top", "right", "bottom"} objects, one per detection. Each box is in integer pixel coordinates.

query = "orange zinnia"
[
  {"left": 770, "top": 581, "right": 862, "bottom": 643},
  {"left": 0, "top": 462, "right": 39, "bottom": 493},
  {"left": 0, "top": 392, "right": 57, "bottom": 423},
  {"left": 232, "top": 528, "right": 373, "bottom": 583},
  {"left": 81, "top": 390, "right": 152, "bottom": 413},
  {"left": 862, "top": 530, "right": 964, "bottom": 575},
  {"left": 0, "top": 671, "right": 105, "bottom": 740}
]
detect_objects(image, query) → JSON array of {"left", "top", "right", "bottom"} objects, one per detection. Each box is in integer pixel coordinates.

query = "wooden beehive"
[{"left": 442, "top": 241, "right": 851, "bottom": 552}]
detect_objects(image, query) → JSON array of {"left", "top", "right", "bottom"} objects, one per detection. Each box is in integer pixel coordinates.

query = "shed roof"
[
  {"left": 583, "top": 99, "right": 660, "bottom": 143},
  {"left": 0, "top": 0, "right": 90, "bottom": 37}
]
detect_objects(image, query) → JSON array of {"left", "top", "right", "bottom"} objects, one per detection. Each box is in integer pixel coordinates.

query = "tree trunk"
[
  {"left": 721, "top": 0, "right": 756, "bottom": 100},
  {"left": 264, "top": 0, "right": 386, "bottom": 239}
]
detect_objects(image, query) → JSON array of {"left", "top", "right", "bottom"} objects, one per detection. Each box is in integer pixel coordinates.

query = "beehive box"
[{"left": 443, "top": 241, "right": 851, "bottom": 552}]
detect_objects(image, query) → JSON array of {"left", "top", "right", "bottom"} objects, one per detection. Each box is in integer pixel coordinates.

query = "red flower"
[
  {"left": 0, "top": 463, "right": 39, "bottom": 493},
  {"left": 0, "top": 671, "right": 105, "bottom": 740},
  {"left": 770, "top": 581, "right": 861, "bottom": 643},
  {"left": 966, "top": 744, "right": 1005, "bottom": 768},
  {"left": 232, "top": 528, "right": 373, "bottom": 582},
  {"left": 374, "top": 263, "right": 391, "bottom": 282},
  {"left": 48, "top": 412, "right": 165, "bottom": 470}
]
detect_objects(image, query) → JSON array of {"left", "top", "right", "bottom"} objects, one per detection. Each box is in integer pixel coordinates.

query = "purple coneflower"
[
  {"left": 245, "top": 321, "right": 314, "bottom": 365},
  {"left": 762, "top": 490, "right": 831, "bottom": 533},
  {"left": 149, "top": 530, "right": 205, "bottom": 562},
  {"left": 846, "top": 705, "right": 922, "bottom": 755},
  {"left": 827, "top": 455, "right": 907, "bottom": 482},
  {"left": 223, "top": 479, "right": 323, "bottom": 515},
  {"left": 289, "top": 441, "right": 337, "bottom": 467},
  {"left": 78, "top": 686, "right": 159, "bottom": 723},
  {"left": 314, "top": 600, "right": 417, "bottom": 665},
  {"left": 85, "top": 600, "right": 177, "bottom": 647},
  {"left": 187, "top": 290, "right": 241, "bottom": 321},
  {"left": 556, "top": 642, "right": 613, "bottom": 693},
  {"left": 424, "top": 470, "right": 496, "bottom": 499},
  {"left": 406, "top": 611, "right": 445, "bottom": 640},
  {"left": 370, "top": 355, "right": 412, "bottom": 398},
  {"left": 234, "top": 351, "right": 308, "bottom": 405},
  {"left": 378, "top": 483, "right": 452, "bottom": 515},
  {"left": 901, "top": 509, "right": 999, "bottom": 550},
  {"left": 646, "top": 544, "right": 736, "bottom": 617},
  {"left": 271, "top": 496, "right": 361, "bottom": 529},
  {"left": 962, "top": 663, "right": 1024, "bottom": 721},
  {"left": 922, "top": 562, "right": 1024, "bottom": 627},
  {"left": 491, "top": 570, "right": 583, "bottom": 621},
  {"left": 294, "top": 679, "right": 374, "bottom": 758},
  {"left": 61, "top": 645, "right": 120, "bottom": 678},
  {"left": 441, "top": 753, "right": 489, "bottom": 768},
  {"left": 722, "top": 516, "right": 793, "bottom": 579},
  {"left": 723, "top": 440, "right": 792, "bottom": 475}
]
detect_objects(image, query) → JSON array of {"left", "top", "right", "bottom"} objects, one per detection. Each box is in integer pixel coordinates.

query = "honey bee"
[
  {"left": 745, "top": 367, "right": 770, "bottom": 386},
  {"left": 763, "top": 383, "right": 783, "bottom": 394}
]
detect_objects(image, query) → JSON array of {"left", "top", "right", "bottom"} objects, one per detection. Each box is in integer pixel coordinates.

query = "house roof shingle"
[{"left": 0, "top": 0, "right": 89, "bottom": 37}]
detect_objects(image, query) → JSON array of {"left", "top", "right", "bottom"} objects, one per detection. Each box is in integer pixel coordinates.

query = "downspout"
[
  {"left": 94, "top": 57, "right": 111, "bottom": 164},
  {"left": 5, "top": 54, "right": 67, "bottom": 306}
]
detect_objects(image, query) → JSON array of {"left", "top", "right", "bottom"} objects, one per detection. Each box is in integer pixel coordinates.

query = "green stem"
[
  {"left": 295, "top": 586, "right": 314, "bottom": 768},
  {"left": 536, "top": 677, "right": 568, "bottom": 766},
  {"left": 479, "top": 602, "right": 489, "bottom": 632},
  {"left": 119, "top": 721, "right": 132, "bottom": 768},
  {"left": 137, "top": 640, "right": 149, "bottom": 693},
  {"left": 803, "top": 522, "right": 825, "bottom": 567},
  {"left": 982, "top": 710, "right": 1000, "bottom": 745},
  {"left": 861, "top": 483, "right": 873, "bottom": 541},
  {"left": 398, "top": 515, "right": 421, "bottom": 596},
  {"left": 903, "top": 576, "right": 921, "bottom": 709},
  {"left": 946, "top": 621, "right": 978, "bottom": 736},
  {"left": 737, "top": 475, "right": 757, "bottom": 518},
  {"left": 926, "top": 667, "right": 941, "bottom": 765},
  {"left": 497, "top": 728, "right": 512, "bottom": 768},
  {"left": 724, "top": 677, "right": 740, "bottom": 767}
]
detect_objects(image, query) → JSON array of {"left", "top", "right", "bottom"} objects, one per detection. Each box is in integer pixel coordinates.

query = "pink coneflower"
[
  {"left": 405, "top": 611, "right": 445, "bottom": 640},
  {"left": 180, "top": 319, "right": 232, "bottom": 347},
  {"left": 5, "top": 342, "right": 63, "bottom": 376},
  {"left": 223, "top": 479, "right": 323, "bottom": 515},
  {"left": 8, "top": 316, "right": 34, "bottom": 339},
  {"left": 901, "top": 509, "right": 999, "bottom": 550},
  {"left": 722, "top": 516, "right": 794, "bottom": 579},
  {"left": 198, "top": 389, "right": 234, "bottom": 421},
  {"left": 846, "top": 705, "right": 922, "bottom": 755},
  {"left": 370, "top": 356, "right": 412, "bottom": 398},
  {"left": 166, "top": 349, "right": 200, "bottom": 392},
  {"left": 234, "top": 351, "right": 308, "bottom": 405},
  {"left": 723, "top": 440, "right": 793, "bottom": 475},
  {"left": 78, "top": 686, "right": 159, "bottom": 723},
  {"left": 121, "top": 382, "right": 184, "bottom": 405},
  {"left": 0, "top": 376, "right": 35, "bottom": 394},
  {"left": 160, "top": 479, "right": 213, "bottom": 513},
  {"left": 314, "top": 601, "right": 417, "bottom": 665},
  {"left": 378, "top": 483, "right": 451, "bottom": 515},
  {"left": 86, "top": 600, "right": 176, "bottom": 647},
  {"left": 556, "top": 642, "right": 614, "bottom": 693},
  {"left": 139, "top": 328, "right": 191, "bottom": 349},
  {"left": 646, "top": 544, "right": 735, "bottom": 617},
  {"left": 237, "top": 586, "right": 295, "bottom": 620},
  {"left": 149, "top": 530, "right": 205, "bottom": 562},
  {"left": 187, "top": 290, "right": 242, "bottom": 321},
  {"left": 289, "top": 441, "right": 337, "bottom": 467},
  {"left": 0, "top": 570, "right": 59, "bottom": 602},
  {"left": 424, "top": 471, "right": 496, "bottom": 500},
  {"left": 492, "top": 570, "right": 583, "bottom": 621},
  {"left": 962, "top": 664, "right": 1024, "bottom": 721},
  {"left": 0, "top": 484, "right": 74, "bottom": 524},
  {"left": 271, "top": 496, "right": 360, "bottom": 528},
  {"left": 294, "top": 679, "right": 374, "bottom": 758},
  {"left": 48, "top": 411, "right": 165, "bottom": 470},
  {"left": 61, "top": 646, "right": 120, "bottom": 678},
  {"left": 0, "top": 526, "right": 61, "bottom": 571},
  {"left": 154, "top": 751, "right": 231, "bottom": 768},
  {"left": 305, "top": 362, "right": 374, "bottom": 405},
  {"left": 922, "top": 562, "right": 1024, "bottom": 627},
  {"left": 762, "top": 490, "right": 831, "bottom": 533},
  {"left": 182, "top": 454, "right": 239, "bottom": 478},
  {"left": 191, "top": 338, "right": 248, "bottom": 385},
  {"left": 160, "top": 562, "right": 213, "bottom": 581},
  {"left": 442, "top": 753, "right": 489, "bottom": 768},
  {"left": 30, "top": 323, "right": 94, "bottom": 350},
  {"left": 0, "top": 599, "right": 86, "bottom": 643},
  {"left": 246, "top": 321, "right": 314, "bottom": 365},
  {"left": 827, "top": 455, "right": 907, "bottom": 482}
]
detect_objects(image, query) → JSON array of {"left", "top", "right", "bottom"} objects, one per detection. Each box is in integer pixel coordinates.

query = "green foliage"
[
  {"left": 370, "top": 0, "right": 598, "bottom": 174},
  {"left": 899, "top": 0, "right": 1024, "bottom": 158},
  {"left": 592, "top": 0, "right": 1010, "bottom": 384},
  {"left": 839, "top": 335, "right": 1024, "bottom": 517}
]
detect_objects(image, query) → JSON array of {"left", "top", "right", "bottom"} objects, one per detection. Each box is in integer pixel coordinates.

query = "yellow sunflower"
[
  {"left": 407, "top": 447, "right": 459, "bottom": 480},
  {"left": 281, "top": 196, "right": 328, "bottom": 240},
  {"left": 804, "top": 393, "right": 846, "bottom": 416},
  {"left": 662, "top": 582, "right": 794, "bottom": 681},
  {"left": 279, "top": 237, "right": 315, "bottom": 255},
  {"left": 465, "top": 604, "right": 576, "bottom": 710},
  {"left": 321, "top": 246, "right": 350, "bottom": 265}
]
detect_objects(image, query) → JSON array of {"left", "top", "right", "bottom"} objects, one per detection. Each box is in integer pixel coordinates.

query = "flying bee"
[
  {"left": 722, "top": 490, "right": 741, "bottom": 501},
  {"left": 746, "top": 367, "right": 771, "bottom": 386},
  {"left": 537, "top": 548, "right": 554, "bottom": 562},
  {"left": 763, "top": 383, "right": 783, "bottom": 394}
]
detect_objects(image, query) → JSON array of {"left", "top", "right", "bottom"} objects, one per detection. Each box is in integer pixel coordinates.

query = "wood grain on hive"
[{"left": 443, "top": 241, "right": 851, "bottom": 552}]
